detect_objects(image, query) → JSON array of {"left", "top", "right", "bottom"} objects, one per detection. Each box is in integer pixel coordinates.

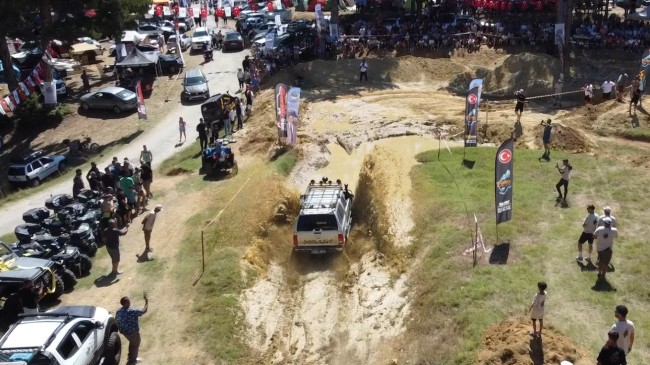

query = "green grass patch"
[
  {"left": 408, "top": 147, "right": 650, "bottom": 364},
  {"left": 616, "top": 127, "right": 650, "bottom": 142},
  {"left": 158, "top": 141, "right": 202, "bottom": 176},
  {"left": 272, "top": 150, "right": 298, "bottom": 176}
]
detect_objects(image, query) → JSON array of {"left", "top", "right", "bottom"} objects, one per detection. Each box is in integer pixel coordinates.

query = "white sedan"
[
  {"left": 167, "top": 34, "right": 192, "bottom": 51},
  {"left": 191, "top": 27, "right": 212, "bottom": 51}
]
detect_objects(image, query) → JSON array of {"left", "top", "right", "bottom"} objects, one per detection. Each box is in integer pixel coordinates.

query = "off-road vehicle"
[
  {"left": 292, "top": 177, "right": 354, "bottom": 254},
  {"left": 0, "top": 306, "right": 121, "bottom": 365}
]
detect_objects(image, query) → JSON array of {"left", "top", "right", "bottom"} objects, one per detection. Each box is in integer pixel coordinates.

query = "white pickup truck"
[{"left": 293, "top": 178, "right": 353, "bottom": 254}]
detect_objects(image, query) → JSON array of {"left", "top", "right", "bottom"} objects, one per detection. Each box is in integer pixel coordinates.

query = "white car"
[
  {"left": 0, "top": 306, "right": 121, "bottom": 365},
  {"left": 191, "top": 27, "right": 212, "bottom": 51},
  {"left": 160, "top": 20, "right": 188, "bottom": 34},
  {"left": 167, "top": 34, "right": 192, "bottom": 51}
]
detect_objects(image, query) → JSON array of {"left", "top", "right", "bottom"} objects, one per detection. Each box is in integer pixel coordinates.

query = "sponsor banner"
[
  {"left": 555, "top": 23, "right": 565, "bottom": 45},
  {"left": 286, "top": 87, "right": 301, "bottom": 145},
  {"left": 465, "top": 79, "right": 483, "bottom": 147},
  {"left": 495, "top": 138, "right": 514, "bottom": 225},
  {"left": 640, "top": 48, "right": 650, "bottom": 91},
  {"left": 42, "top": 81, "right": 57, "bottom": 104},
  {"left": 136, "top": 80, "right": 148, "bottom": 120},
  {"left": 275, "top": 83, "right": 288, "bottom": 141}
]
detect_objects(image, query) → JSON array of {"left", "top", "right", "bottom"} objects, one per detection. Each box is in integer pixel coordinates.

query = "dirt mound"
[
  {"left": 478, "top": 319, "right": 591, "bottom": 365},
  {"left": 240, "top": 89, "right": 278, "bottom": 156},
  {"left": 449, "top": 53, "right": 559, "bottom": 96},
  {"left": 538, "top": 123, "right": 593, "bottom": 152},
  {"left": 265, "top": 56, "right": 464, "bottom": 89}
]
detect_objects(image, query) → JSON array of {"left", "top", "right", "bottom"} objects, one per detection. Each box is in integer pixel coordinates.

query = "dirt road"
[{"left": 0, "top": 16, "right": 248, "bottom": 236}]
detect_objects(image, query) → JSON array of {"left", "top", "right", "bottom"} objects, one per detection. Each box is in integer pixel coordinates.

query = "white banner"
[
  {"left": 286, "top": 87, "right": 301, "bottom": 145},
  {"left": 42, "top": 81, "right": 57, "bottom": 105},
  {"left": 225, "top": 6, "right": 232, "bottom": 16},
  {"left": 555, "top": 23, "right": 565, "bottom": 45}
]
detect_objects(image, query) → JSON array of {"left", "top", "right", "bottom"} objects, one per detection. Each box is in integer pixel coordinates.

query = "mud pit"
[{"left": 238, "top": 52, "right": 642, "bottom": 364}]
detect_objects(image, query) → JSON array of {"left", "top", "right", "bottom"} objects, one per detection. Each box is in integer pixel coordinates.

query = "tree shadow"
[{"left": 529, "top": 336, "right": 544, "bottom": 365}]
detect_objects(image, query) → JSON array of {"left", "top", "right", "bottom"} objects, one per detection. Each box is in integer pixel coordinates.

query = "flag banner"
[
  {"left": 275, "top": 83, "right": 288, "bottom": 143},
  {"left": 9, "top": 93, "right": 19, "bottom": 109},
  {"left": 136, "top": 80, "right": 147, "bottom": 120},
  {"left": 31, "top": 70, "right": 42, "bottom": 85},
  {"left": 19, "top": 82, "right": 30, "bottom": 97},
  {"left": 4, "top": 96, "right": 15, "bottom": 111},
  {"left": 640, "top": 48, "right": 650, "bottom": 92},
  {"left": 11, "top": 90, "right": 21, "bottom": 105},
  {"left": 24, "top": 77, "right": 37, "bottom": 93},
  {"left": 464, "top": 87, "right": 479, "bottom": 147},
  {"left": 0, "top": 98, "right": 10, "bottom": 114},
  {"left": 495, "top": 138, "right": 514, "bottom": 225},
  {"left": 286, "top": 87, "right": 301, "bottom": 145}
]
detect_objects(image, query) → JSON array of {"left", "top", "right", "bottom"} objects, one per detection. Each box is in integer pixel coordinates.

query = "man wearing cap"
[
  {"left": 141, "top": 205, "right": 162, "bottom": 253},
  {"left": 597, "top": 331, "right": 627, "bottom": 365},
  {"left": 593, "top": 217, "right": 619, "bottom": 279},
  {"left": 577, "top": 204, "right": 599, "bottom": 261},
  {"left": 611, "top": 305, "right": 635, "bottom": 356},
  {"left": 104, "top": 219, "right": 128, "bottom": 276},
  {"left": 599, "top": 207, "right": 617, "bottom": 227}
]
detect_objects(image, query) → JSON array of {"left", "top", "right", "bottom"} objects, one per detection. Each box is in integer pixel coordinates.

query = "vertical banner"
[
  {"left": 286, "top": 87, "right": 301, "bottom": 145},
  {"left": 136, "top": 80, "right": 148, "bottom": 120},
  {"left": 464, "top": 78, "right": 483, "bottom": 147},
  {"left": 640, "top": 48, "right": 650, "bottom": 92},
  {"left": 275, "top": 83, "right": 288, "bottom": 144},
  {"left": 42, "top": 81, "right": 57, "bottom": 104},
  {"left": 554, "top": 23, "right": 565, "bottom": 45},
  {"left": 495, "top": 138, "right": 514, "bottom": 225}
]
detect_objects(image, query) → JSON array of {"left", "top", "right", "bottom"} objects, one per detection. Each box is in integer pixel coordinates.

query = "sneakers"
[{"left": 576, "top": 255, "right": 583, "bottom": 261}]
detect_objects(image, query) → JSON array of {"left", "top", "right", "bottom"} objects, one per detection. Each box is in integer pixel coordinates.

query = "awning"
[{"left": 69, "top": 42, "right": 101, "bottom": 55}]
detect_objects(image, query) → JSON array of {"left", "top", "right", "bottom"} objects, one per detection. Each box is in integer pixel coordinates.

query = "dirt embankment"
[{"left": 478, "top": 319, "right": 592, "bottom": 365}]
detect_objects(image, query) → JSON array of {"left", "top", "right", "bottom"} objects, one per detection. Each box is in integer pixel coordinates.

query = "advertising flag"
[
  {"left": 286, "top": 87, "right": 301, "bottom": 145},
  {"left": 275, "top": 83, "right": 288, "bottom": 143},
  {"left": 464, "top": 78, "right": 483, "bottom": 147},
  {"left": 495, "top": 138, "right": 514, "bottom": 225},
  {"left": 136, "top": 80, "right": 148, "bottom": 120},
  {"left": 640, "top": 48, "right": 650, "bottom": 92}
]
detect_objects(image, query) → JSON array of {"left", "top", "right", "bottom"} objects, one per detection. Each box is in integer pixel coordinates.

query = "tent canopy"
[
  {"left": 121, "top": 31, "right": 145, "bottom": 44},
  {"left": 116, "top": 48, "right": 157, "bottom": 68}
]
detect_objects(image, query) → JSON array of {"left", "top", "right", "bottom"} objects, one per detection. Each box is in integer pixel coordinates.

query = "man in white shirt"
[
  {"left": 577, "top": 204, "right": 599, "bottom": 261},
  {"left": 359, "top": 58, "right": 368, "bottom": 82},
  {"left": 602, "top": 79, "right": 616, "bottom": 100},
  {"left": 611, "top": 305, "right": 635, "bottom": 355},
  {"left": 141, "top": 205, "right": 162, "bottom": 253},
  {"left": 598, "top": 206, "right": 617, "bottom": 227},
  {"left": 593, "top": 217, "right": 618, "bottom": 279},
  {"left": 584, "top": 82, "right": 594, "bottom": 104}
]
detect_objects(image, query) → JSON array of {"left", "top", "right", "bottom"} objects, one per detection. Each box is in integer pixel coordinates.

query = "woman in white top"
[
  {"left": 555, "top": 159, "right": 572, "bottom": 201},
  {"left": 529, "top": 281, "right": 547, "bottom": 337}
]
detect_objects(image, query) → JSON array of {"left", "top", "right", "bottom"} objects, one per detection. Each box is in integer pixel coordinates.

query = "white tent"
[{"left": 121, "top": 31, "right": 145, "bottom": 44}]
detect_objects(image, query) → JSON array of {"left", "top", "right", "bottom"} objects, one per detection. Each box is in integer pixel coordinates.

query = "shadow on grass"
[
  {"left": 94, "top": 274, "right": 119, "bottom": 287},
  {"left": 489, "top": 242, "right": 510, "bottom": 265},
  {"left": 576, "top": 259, "right": 598, "bottom": 272},
  {"left": 591, "top": 277, "right": 617, "bottom": 292}
]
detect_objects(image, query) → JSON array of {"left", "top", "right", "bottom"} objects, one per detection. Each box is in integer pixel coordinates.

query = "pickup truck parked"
[{"left": 293, "top": 177, "right": 353, "bottom": 254}]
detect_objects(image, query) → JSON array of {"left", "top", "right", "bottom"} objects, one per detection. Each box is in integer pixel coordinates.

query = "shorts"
[
  {"left": 107, "top": 247, "right": 120, "bottom": 263},
  {"left": 597, "top": 247, "right": 612, "bottom": 267},
  {"left": 515, "top": 102, "right": 524, "bottom": 113},
  {"left": 578, "top": 232, "right": 594, "bottom": 245},
  {"left": 603, "top": 91, "right": 611, "bottom": 99},
  {"left": 542, "top": 138, "right": 550, "bottom": 145},
  {"left": 631, "top": 95, "right": 640, "bottom": 105},
  {"left": 584, "top": 95, "right": 591, "bottom": 102}
]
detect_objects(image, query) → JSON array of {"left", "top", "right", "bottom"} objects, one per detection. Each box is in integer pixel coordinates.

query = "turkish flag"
[
  {"left": 536, "top": 0, "right": 543, "bottom": 9},
  {"left": 217, "top": 7, "right": 224, "bottom": 17},
  {"left": 521, "top": 0, "right": 528, "bottom": 9},
  {"left": 200, "top": 7, "right": 207, "bottom": 18},
  {"left": 233, "top": 6, "right": 241, "bottom": 16},
  {"left": 267, "top": 1, "right": 273, "bottom": 11},
  {"left": 507, "top": 1, "right": 512, "bottom": 10},
  {"left": 173, "top": 5, "right": 179, "bottom": 14},
  {"left": 251, "top": 3, "right": 258, "bottom": 11},
  {"left": 155, "top": 5, "right": 163, "bottom": 16}
]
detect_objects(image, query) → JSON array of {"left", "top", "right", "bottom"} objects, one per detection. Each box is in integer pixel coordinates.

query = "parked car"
[
  {"left": 7, "top": 150, "right": 67, "bottom": 188},
  {"left": 159, "top": 54, "right": 184, "bottom": 74},
  {"left": 80, "top": 87, "right": 137, "bottom": 114},
  {"left": 200, "top": 93, "right": 236, "bottom": 126},
  {"left": 182, "top": 68, "right": 210, "bottom": 102},
  {"left": 0, "top": 306, "right": 121, "bottom": 365},
  {"left": 137, "top": 23, "right": 163, "bottom": 36},
  {"left": 223, "top": 31, "right": 245, "bottom": 51},
  {"left": 160, "top": 19, "right": 188, "bottom": 33},
  {"left": 167, "top": 34, "right": 192, "bottom": 51},
  {"left": 191, "top": 27, "right": 212, "bottom": 51}
]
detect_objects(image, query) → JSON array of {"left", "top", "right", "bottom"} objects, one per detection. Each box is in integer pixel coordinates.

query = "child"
[
  {"left": 529, "top": 281, "right": 547, "bottom": 337},
  {"left": 555, "top": 159, "right": 572, "bottom": 201}
]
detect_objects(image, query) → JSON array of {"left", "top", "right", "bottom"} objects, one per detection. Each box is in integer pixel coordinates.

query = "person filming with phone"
[{"left": 116, "top": 293, "right": 149, "bottom": 365}]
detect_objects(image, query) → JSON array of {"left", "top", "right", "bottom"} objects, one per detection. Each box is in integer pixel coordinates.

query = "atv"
[
  {"left": 201, "top": 143, "right": 237, "bottom": 177},
  {"left": 0, "top": 242, "right": 70, "bottom": 301},
  {"left": 11, "top": 238, "right": 92, "bottom": 282}
]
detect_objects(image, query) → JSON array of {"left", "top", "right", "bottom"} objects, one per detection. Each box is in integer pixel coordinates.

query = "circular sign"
[
  {"left": 467, "top": 93, "right": 477, "bottom": 104},
  {"left": 498, "top": 149, "right": 512, "bottom": 164}
]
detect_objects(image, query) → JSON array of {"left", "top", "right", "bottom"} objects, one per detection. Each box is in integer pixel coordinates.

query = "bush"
[{"left": 14, "top": 94, "right": 66, "bottom": 129}]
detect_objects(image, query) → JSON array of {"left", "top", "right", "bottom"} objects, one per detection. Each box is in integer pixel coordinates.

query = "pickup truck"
[{"left": 292, "top": 178, "right": 353, "bottom": 254}]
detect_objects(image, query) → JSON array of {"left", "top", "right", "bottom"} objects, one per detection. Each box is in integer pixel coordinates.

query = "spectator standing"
[
  {"left": 81, "top": 69, "right": 90, "bottom": 93},
  {"left": 602, "top": 78, "right": 616, "bottom": 100},
  {"left": 119, "top": 172, "right": 135, "bottom": 196},
  {"left": 242, "top": 55, "right": 251, "bottom": 72},
  {"left": 237, "top": 68, "right": 245, "bottom": 90},
  {"left": 178, "top": 117, "right": 187, "bottom": 143},
  {"left": 555, "top": 159, "right": 572, "bottom": 201},
  {"left": 140, "top": 163, "right": 153, "bottom": 199},
  {"left": 629, "top": 76, "right": 641, "bottom": 115},
  {"left": 226, "top": 105, "right": 235, "bottom": 138},
  {"left": 596, "top": 331, "right": 627, "bottom": 365},
  {"left": 140, "top": 145, "right": 152, "bottom": 166},
  {"left": 553, "top": 78, "right": 563, "bottom": 106},
  {"left": 197, "top": 118, "right": 208, "bottom": 151},
  {"left": 528, "top": 281, "right": 547, "bottom": 338},
  {"left": 584, "top": 81, "right": 594, "bottom": 105},
  {"left": 577, "top": 204, "right": 599, "bottom": 261},
  {"left": 616, "top": 73, "right": 628, "bottom": 103},
  {"left": 72, "top": 169, "right": 85, "bottom": 198},
  {"left": 235, "top": 98, "right": 243, "bottom": 130},
  {"left": 593, "top": 217, "right": 618, "bottom": 280},
  {"left": 359, "top": 58, "right": 368, "bottom": 82},
  {"left": 515, "top": 89, "right": 526, "bottom": 121},
  {"left": 86, "top": 162, "right": 101, "bottom": 183},
  {"left": 599, "top": 206, "right": 617, "bottom": 227},
  {"left": 88, "top": 172, "right": 102, "bottom": 191},
  {"left": 539, "top": 119, "right": 553, "bottom": 161},
  {"left": 102, "top": 167, "right": 115, "bottom": 191},
  {"left": 103, "top": 219, "right": 128, "bottom": 276},
  {"left": 245, "top": 86, "right": 254, "bottom": 116},
  {"left": 116, "top": 294, "right": 148, "bottom": 365},
  {"left": 141, "top": 205, "right": 162, "bottom": 252},
  {"left": 611, "top": 305, "right": 635, "bottom": 356}
]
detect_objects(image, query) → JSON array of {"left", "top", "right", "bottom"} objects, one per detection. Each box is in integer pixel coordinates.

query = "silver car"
[
  {"left": 80, "top": 87, "right": 138, "bottom": 114},
  {"left": 182, "top": 68, "right": 209, "bottom": 102}
]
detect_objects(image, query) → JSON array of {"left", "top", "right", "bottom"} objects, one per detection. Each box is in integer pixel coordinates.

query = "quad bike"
[
  {"left": 201, "top": 143, "right": 237, "bottom": 177},
  {"left": 11, "top": 238, "right": 92, "bottom": 286}
]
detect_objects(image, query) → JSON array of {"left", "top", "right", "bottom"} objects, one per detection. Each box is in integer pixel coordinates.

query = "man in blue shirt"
[
  {"left": 539, "top": 119, "right": 554, "bottom": 162},
  {"left": 116, "top": 294, "right": 148, "bottom": 365}
]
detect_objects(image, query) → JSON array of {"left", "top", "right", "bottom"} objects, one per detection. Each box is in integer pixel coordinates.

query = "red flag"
[
  {"left": 200, "top": 7, "right": 207, "bottom": 18},
  {"left": 521, "top": 0, "right": 528, "bottom": 10},
  {"left": 9, "top": 92, "right": 19, "bottom": 108},
  {"left": 24, "top": 77, "right": 37, "bottom": 92},
  {"left": 155, "top": 5, "right": 163, "bottom": 16},
  {"left": 233, "top": 6, "right": 241, "bottom": 16},
  {"left": 267, "top": 1, "right": 274, "bottom": 11},
  {"left": 136, "top": 80, "right": 147, "bottom": 120},
  {"left": 188, "top": 7, "right": 194, "bottom": 16},
  {"left": 19, "top": 82, "right": 30, "bottom": 97},
  {"left": 16, "top": 87, "right": 27, "bottom": 101},
  {"left": 31, "top": 71, "right": 42, "bottom": 85},
  {"left": 0, "top": 98, "right": 11, "bottom": 114}
]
